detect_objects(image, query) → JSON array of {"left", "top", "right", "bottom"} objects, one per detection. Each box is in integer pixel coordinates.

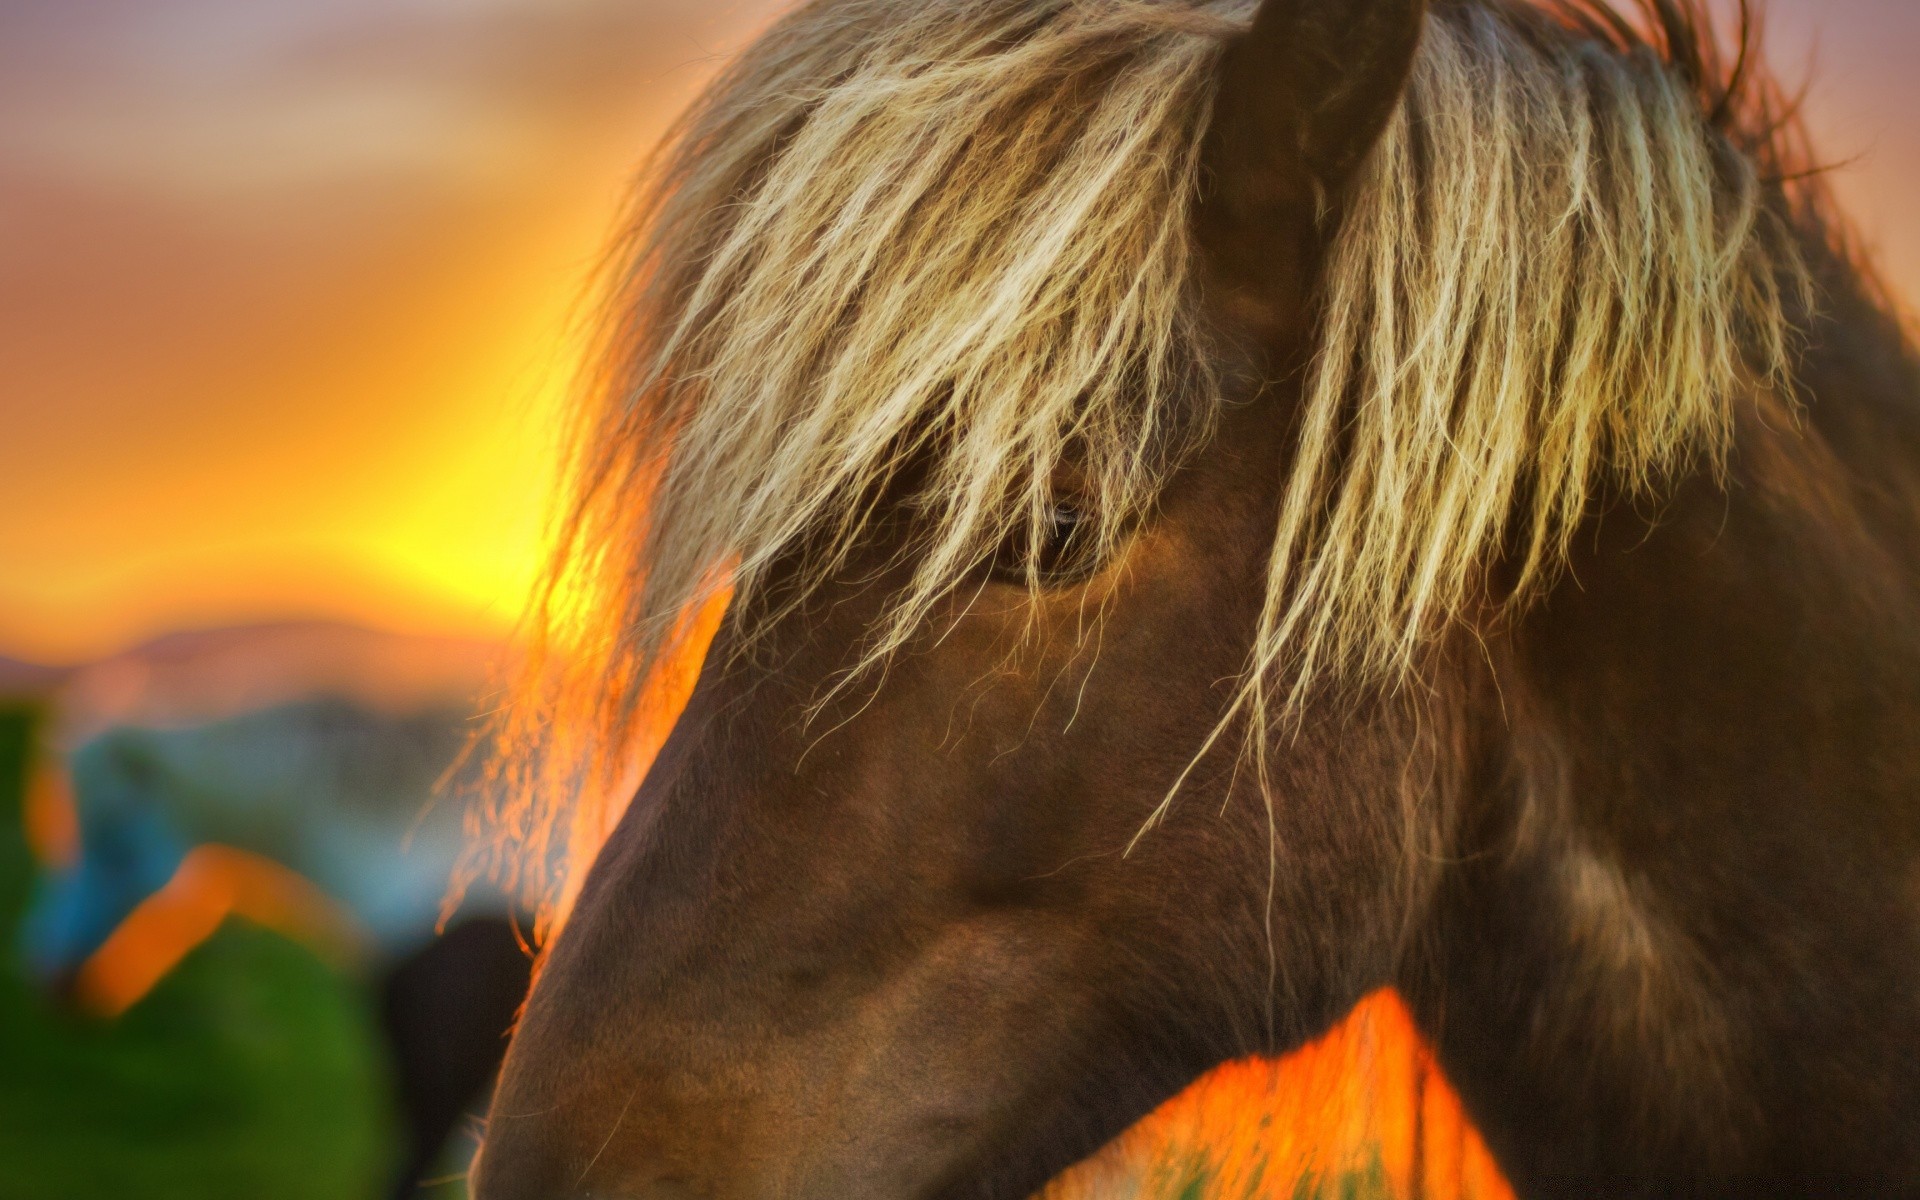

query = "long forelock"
[{"left": 482, "top": 0, "right": 1815, "bottom": 924}]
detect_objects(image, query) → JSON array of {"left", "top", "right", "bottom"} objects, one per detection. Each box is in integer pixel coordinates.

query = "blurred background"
[{"left": 0, "top": 0, "right": 1915, "bottom": 1197}]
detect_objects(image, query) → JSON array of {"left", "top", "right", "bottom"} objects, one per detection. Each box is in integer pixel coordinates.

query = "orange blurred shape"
[
  {"left": 23, "top": 760, "right": 80, "bottom": 869},
  {"left": 73, "top": 843, "right": 364, "bottom": 1019},
  {"left": 1043, "top": 989, "right": 1514, "bottom": 1200},
  {"left": 570, "top": 586, "right": 731, "bottom": 879}
]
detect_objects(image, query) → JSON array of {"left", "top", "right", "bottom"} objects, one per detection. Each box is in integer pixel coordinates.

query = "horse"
[{"left": 469, "top": 0, "right": 1920, "bottom": 1193}]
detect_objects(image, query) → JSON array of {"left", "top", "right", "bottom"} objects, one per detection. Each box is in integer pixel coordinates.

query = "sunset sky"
[{"left": 3, "top": 0, "right": 1916, "bottom": 664}]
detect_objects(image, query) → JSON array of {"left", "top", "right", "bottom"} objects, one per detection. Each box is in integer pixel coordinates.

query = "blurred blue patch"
[
  {"left": 0, "top": 705, "right": 399, "bottom": 1200},
  {"left": 20, "top": 736, "right": 190, "bottom": 982},
  {"left": 17, "top": 696, "right": 504, "bottom": 987}
]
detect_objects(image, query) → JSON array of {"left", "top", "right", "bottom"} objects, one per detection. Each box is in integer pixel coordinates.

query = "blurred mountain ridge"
[
  {"left": 0, "top": 654, "right": 69, "bottom": 698},
  {"left": 0, "top": 619, "right": 506, "bottom": 745}
]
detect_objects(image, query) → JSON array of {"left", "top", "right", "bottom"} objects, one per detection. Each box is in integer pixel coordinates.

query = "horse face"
[
  {"left": 475, "top": 1, "right": 1429, "bottom": 1197},
  {"left": 477, "top": 393, "right": 1438, "bottom": 1200}
]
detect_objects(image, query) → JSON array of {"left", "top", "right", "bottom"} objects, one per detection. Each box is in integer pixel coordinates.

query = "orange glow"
[
  {"left": 1044, "top": 991, "right": 1515, "bottom": 1199},
  {"left": 22, "top": 760, "right": 79, "bottom": 869},
  {"left": 0, "top": 3, "right": 777, "bottom": 665},
  {"left": 526, "top": 585, "right": 733, "bottom": 940},
  {"left": 73, "top": 844, "right": 364, "bottom": 1019}
]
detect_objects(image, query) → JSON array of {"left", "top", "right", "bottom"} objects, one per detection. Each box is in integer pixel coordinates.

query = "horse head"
[
  {"left": 476, "top": 3, "right": 1433, "bottom": 1196},
  {"left": 472, "top": 0, "right": 1920, "bottom": 1193}
]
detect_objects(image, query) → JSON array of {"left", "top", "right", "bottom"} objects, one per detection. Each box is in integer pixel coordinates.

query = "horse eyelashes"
[
  {"left": 1038, "top": 504, "right": 1088, "bottom": 576},
  {"left": 991, "top": 503, "right": 1097, "bottom": 584}
]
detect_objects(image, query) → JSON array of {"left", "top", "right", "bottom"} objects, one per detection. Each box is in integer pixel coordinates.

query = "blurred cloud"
[{"left": 0, "top": 0, "right": 733, "bottom": 198}]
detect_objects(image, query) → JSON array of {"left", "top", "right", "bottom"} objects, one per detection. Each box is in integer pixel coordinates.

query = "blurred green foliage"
[{"left": 0, "top": 705, "right": 396, "bottom": 1200}]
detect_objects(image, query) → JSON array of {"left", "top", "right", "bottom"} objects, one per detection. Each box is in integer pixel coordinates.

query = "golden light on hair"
[
  {"left": 480, "top": 0, "right": 1235, "bottom": 924},
  {"left": 482, "top": 0, "right": 1813, "bottom": 923},
  {"left": 1163, "top": 0, "right": 1811, "bottom": 821},
  {"left": 1238, "top": 0, "right": 1804, "bottom": 698}
]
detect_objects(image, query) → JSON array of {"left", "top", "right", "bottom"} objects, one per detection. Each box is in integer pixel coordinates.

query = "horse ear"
[{"left": 1198, "top": 0, "right": 1426, "bottom": 332}]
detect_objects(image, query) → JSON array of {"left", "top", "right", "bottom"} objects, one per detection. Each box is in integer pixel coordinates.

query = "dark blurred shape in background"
[{"left": 382, "top": 918, "right": 535, "bottom": 1199}]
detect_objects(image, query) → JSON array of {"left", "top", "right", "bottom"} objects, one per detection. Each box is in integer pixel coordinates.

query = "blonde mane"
[{"left": 477, "top": 0, "right": 1812, "bottom": 921}]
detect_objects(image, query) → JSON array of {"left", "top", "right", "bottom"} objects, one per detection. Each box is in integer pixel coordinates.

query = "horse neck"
[{"left": 1402, "top": 237, "right": 1920, "bottom": 1190}]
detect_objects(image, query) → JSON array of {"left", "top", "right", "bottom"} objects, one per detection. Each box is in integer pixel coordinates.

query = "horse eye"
[{"left": 991, "top": 503, "right": 1095, "bottom": 584}]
